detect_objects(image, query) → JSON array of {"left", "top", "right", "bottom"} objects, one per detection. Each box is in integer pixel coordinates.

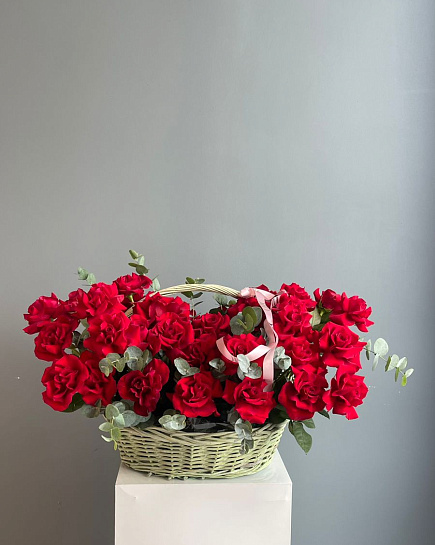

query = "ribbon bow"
[{"left": 216, "top": 287, "right": 280, "bottom": 391}]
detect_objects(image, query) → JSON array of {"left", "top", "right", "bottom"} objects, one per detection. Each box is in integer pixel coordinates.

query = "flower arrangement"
[{"left": 23, "top": 250, "right": 412, "bottom": 457}]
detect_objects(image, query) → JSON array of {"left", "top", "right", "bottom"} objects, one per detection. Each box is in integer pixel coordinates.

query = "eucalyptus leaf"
[
  {"left": 289, "top": 421, "right": 312, "bottom": 454},
  {"left": 86, "top": 273, "right": 96, "bottom": 285},
  {"left": 374, "top": 338, "right": 389, "bottom": 357},
  {"left": 158, "top": 414, "right": 186, "bottom": 431},
  {"left": 151, "top": 277, "right": 160, "bottom": 292},
  {"left": 372, "top": 354, "right": 380, "bottom": 371},
  {"left": 230, "top": 314, "right": 247, "bottom": 335},
  {"left": 401, "top": 375, "right": 408, "bottom": 387},
  {"left": 81, "top": 404, "right": 101, "bottom": 418},
  {"left": 77, "top": 267, "right": 88, "bottom": 280},
  {"left": 99, "top": 422, "right": 114, "bottom": 432},
  {"left": 101, "top": 435, "right": 113, "bottom": 443},
  {"left": 125, "top": 346, "right": 143, "bottom": 359},
  {"left": 301, "top": 418, "right": 315, "bottom": 429},
  {"left": 318, "top": 409, "right": 330, "bottom": 419},
  {"left": 122, "top": 410, "right": 141, "bottom": 427},
  {"left": 111, "top": 427, "right": 122, "bottom": 442},
  {"left": 129, "top": 249, "right": 139, "bottom": 259},
  {"left": 387, "top": 354, "right": 399, "bottom": 371},
  {"left": 209, "top": 358, "right": 226, "bottom": 372},
  {"left": 404, "top": 368, "right": 414, "bottom": 378},
  {"left": 113, "top": 414, "right": 126, "bottom": 428},
  {"left": 213, "top": 293, "right": 229, "bottom": 306},
  {"left": 397, "top": 357, "right": 408, "bottom": 371},
  {"left": 105, "top": 404, "right": 120, "bottom": 420}
]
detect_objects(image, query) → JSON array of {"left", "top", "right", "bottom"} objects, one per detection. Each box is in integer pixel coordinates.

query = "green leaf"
[
  {"left": 137, "top": 255, "right": 145, "bottom": 266},
  {"left": 142, "top": 350, "right": 152, "bottom": 365},
  {"left": 81, "top": 404, "right": 101, "bottom": 418},
  {"left": 404, "top": 368, "right": 414, "bottom": 378},
  {"left": 395, "top": 368, "right": 400, "bottom": 382},
  {"left": 99, "top": 422, "right": 114, "bottom": 432},
  {"left": 105, "top": 404, "right": 120, "bottom": 420},
  {"left": 86, "top": 273, "right": 96, "bottom": 285},
  {"left": 99, "top": 359, "right": 114, "bottom": 377},
  {"left": 372, "top": 354, "right": 380, "bottom": 371},
  {"left": 365, "top": 339, "right": 372, "bottom": 356},
  {"left": 112, "top": 401, "right": 128, "bottom": 413},
  {"left": 301, "top": 418, "right": 315, "bottom": 429},
  {"left": 101, "top": 435, "right": 113, "bottom": 443},
  {"left": 385, "top": 356, "right": 392, "bottom": 372},
  {"left": 374, "top": 338, "right": 389, "bottom": 357},
  {"left": 122, "top": 410, "right": 141, "bottom": 427},
  {"left": 111, "top": 427, "right": 122, "bottom": 442},
  {"left": 115, "top": 359, "right": 126, "bottom": 373},
  {"left": 387, "top": 354, "right": 399, "bottom": 371},
  {"left": 185, "top": 277, "right": 195, "bottom": 284},
  {"left": 401, "top": 375, "right": 408, "bottom": 387},
  {"left": 125, "top": 346, "right": 143, "bottom": 359},
  {"left": 397, "top": 357, "right": 408, "bottom": 371},
  {"left": 77, "top": 267, "right": 88, "bottom": 280},
  {"left": 113, "top": 413, "right": 126, "bottom": 428},
  {"left": 289, "top": 421, "right": 312, "bottom": 454},
  {"left": 151, "top": 277, "right": 160, "bottom": 292},
  {"left": 214, "top": 293, "right": 228, "bottom": 306},
  {"left": 158, "top": 414, "right": 186, "bottom": 430},
  {"left": 135, "top": 264, "right": 149, "bottom": 275},
  {"left": 310, "top": 307, "right": 322, "bottom": 327},
  {"left": 318, "top": 409, "right": 330, "bottom": 419},
  {"left": 195, "top": 278, "right": 205, "bottom": 284},
  {"left": 230, "top": 314, "right": 247, "bottom": 335},
  {"left": 129, "top": 249, "right": 139, "bottom": 259},
  {"left": 63, "top": 393, "right": 84, "bottom": 413}
]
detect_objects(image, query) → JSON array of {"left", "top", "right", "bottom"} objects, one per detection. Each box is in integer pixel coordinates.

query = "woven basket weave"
[{"left": 119, "top": 283, "right": 286, "bottom": 479}]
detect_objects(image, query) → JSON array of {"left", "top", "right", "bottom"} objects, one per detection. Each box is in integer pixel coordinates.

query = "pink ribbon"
[{"left": 216, "top": 287, "right": 280, "bottom": 392}]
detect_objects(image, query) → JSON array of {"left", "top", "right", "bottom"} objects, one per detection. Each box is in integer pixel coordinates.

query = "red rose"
[
  {"left": 323, "top": 365, "right": 368, "bottom": 420},
  {"left": 280, "top": 335, "right": 321, "bottom": 368},
  {"left": 194, "top": 313, "right": 230, "bottom": 335},
  {"left": 134, "top": 293, "right": 190, "bottom": 325},
  {"left": 170, "top": 371, "right": 222, "bottom": 417},
  {"left": 155, "top": 312, "right": 194, "bottom": 351},
  {"left": 23, "top": 293, "right": 65, "bottom": 334},
  {"left": 78, "top": 351, "right": 117, "bottom": 406},
  {"left": 34, "top": 316, "right": 77, "bottom": 362},
  {"left": 223, "top": 378, "right": 276, "bottom": 424},
  {"left": 117, "top": 360, "right": 170, "bottom": 416},
  {"left": 41, "top": 354, "right": 89, "bottom": 411},
  {"left": 171, "top": 331, "right": 218, "bottom": 367},
  {"left": 219, "top": 333, "right": 266, "bottom": 375},
  {"left": 314, "top": 289, "right": 374, "bottom": 333},
  {"left": 278, "top": 364, "right": 328, "bottom": 421},
  {"left": 280, "top": 283, "right": 316, "bottom": 310},
  {"left": 114, "top": 273, "right": 152, "bottom": 306},
  {"left": 318, "top": 322, "right": 365, "bottom": 370},
  {"left": 66, "top": 283, "right": 125, "bottom": 320},
  {"left": 84, "top": 312, "right": 131, "bottom": 358},
  {"left": 274, "top": 294, "right": 312, "bottom": 338}
]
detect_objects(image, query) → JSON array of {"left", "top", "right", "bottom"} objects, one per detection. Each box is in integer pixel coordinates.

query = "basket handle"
[{"left": 158, "top": 284, "right": 240, "bottom": 298}]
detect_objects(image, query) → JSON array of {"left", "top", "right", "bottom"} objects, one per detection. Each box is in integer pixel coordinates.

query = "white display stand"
[{"left": 115, "top": 452, "right": 292, "bottom": 545}]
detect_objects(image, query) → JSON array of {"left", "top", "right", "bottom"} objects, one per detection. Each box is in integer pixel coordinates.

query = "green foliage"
[
  {"left": 273, "top": 347, "right": 292, "bottom": 371},
  {"left": 158, "top": 413, "right": 186, "bottom": 431},
  {"left": 128, "top": 249, "right": 149, "bottom": 275},
  {"left": 234, "top": 418, "right": 254, "bottom": 454},
  {"left": 310, "top": 305, "right": 332, "bottom": 331},
  {"left": 230, "top": 306, "right": 262, "bottom": 335},
  {"left": 365, "top": 338, "right": 413, "bottom": 387},
  {"left": 174, "top": 357, "right": 199, "bottom": 377},
  {"left": 81, "top": 400, "right": 101, "bottom": 418},
  {"left": 63, "top": 393, "right": 85, "bottom": 413},
  {"left": 236, "top": 354, "right": 262, "bottom": 380},
  {"left": 289, "top": 421, "right": 313, "bottom": 454},
  {"left": 318, "top": 409, "right": 330, "bottom": 419},
  {"left": 77, "top": 267, "right": 96, "bottom": 285}
]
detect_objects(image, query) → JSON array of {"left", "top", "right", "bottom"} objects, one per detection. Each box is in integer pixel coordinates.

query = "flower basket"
[
  {"left": 23, "top": 250, "right": 412, "bottom": 480},
  {"left": 117, "top": 421, "right": 286, "bottom": 479}
]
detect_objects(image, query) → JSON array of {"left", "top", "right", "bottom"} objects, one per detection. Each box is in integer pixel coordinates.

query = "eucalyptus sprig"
[
  {"left": 181, "top": 276, "right": 205, "bottom": 312},
  {"left": 77, "top": 267, "right": 96, "bottom": 285},
  {"left": 128, "top": 249, "right": 149, "bottom": 276},
  {"left": 99, "top": 402, "right": 152, "bottom": 449},
  {"left": 364, "top": 338, "right": 413, "bottom": 386}
]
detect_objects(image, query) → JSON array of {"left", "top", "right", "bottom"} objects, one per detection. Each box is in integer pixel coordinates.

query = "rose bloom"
[
  {"left": 314, "top": 289, "right": 374, "bottom": 333},
  {"left": 280, "top": 283, "right": 316, "bottom": 310},
  {"left": 65, "top": 282, "right": 125, "bottom": 320},
  {"left": 41, "top": 354, "right": 89, "bottom": 411},
  {"left": 155, "top": 312, "right": 194, "bottom": 351},
  {"left": 34, "top": 316, "right": 77, "bottom": 362},
  {"left": 278, "top": 364, "right": 328, "bottom": 421},
  {"left": 223, "top": 378, "right": 276, "bottom": 424},
  {"left": 323, "top": 365, "right": 368, "bottom": 420},
  {"left": 171, "top": 331, "right": 218, "bottom": 367},
  {"left": 117, "top": 360, "right": 170, "bottom": 416},
  {"left": 273, "top": 295, "right": 313, "bottom": 338},
  {"left": 279, "top": 335, "right": 321, "bottom": 368},
  {"left": 170, "top": 371, "right": 222, "bottom": 417},
  {"left": 84, "top": 312, "right": 131, "bottom": 358},
  {"left": 193, "top": 312, "right": 230, "bottom": 336},
  {"left": 219, "top": 333, "right": 266, "bottom": 375},
  {"left": 114, "top": 273, "right": 152, "bottom": 306},
  {"left": 23, "top": 293, "right": 65, "bottom": 334},
  {"left": 79, "top": 351, "right": 117, "bottom": 406},
  {"left": 318, "top": 322, "right": 365, "bottom": 370},
  {"left": 134, "top": 293, "right": 190, "bottom": 326}
]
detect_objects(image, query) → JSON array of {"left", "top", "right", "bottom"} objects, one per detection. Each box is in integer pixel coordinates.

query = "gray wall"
[{"left": 1, "top": 1, "right": 434, "bottom": 544}]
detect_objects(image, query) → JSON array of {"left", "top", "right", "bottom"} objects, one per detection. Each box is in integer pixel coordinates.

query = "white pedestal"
[{"left": 115, "top": 452, "right": 292, "bottom": 545}]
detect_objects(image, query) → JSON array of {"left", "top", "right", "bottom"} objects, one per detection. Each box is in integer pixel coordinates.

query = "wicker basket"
[
  {"left": 119, "top": 283, "right": 286, "bottom": 479},
  {"left": 118, "top": 422, "right": 286, "bottom": 479}
]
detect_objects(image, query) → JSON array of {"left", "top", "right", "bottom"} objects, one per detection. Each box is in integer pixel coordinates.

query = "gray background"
[{"left": 1, "top": 1, "right": 434, "bottom": 544}]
